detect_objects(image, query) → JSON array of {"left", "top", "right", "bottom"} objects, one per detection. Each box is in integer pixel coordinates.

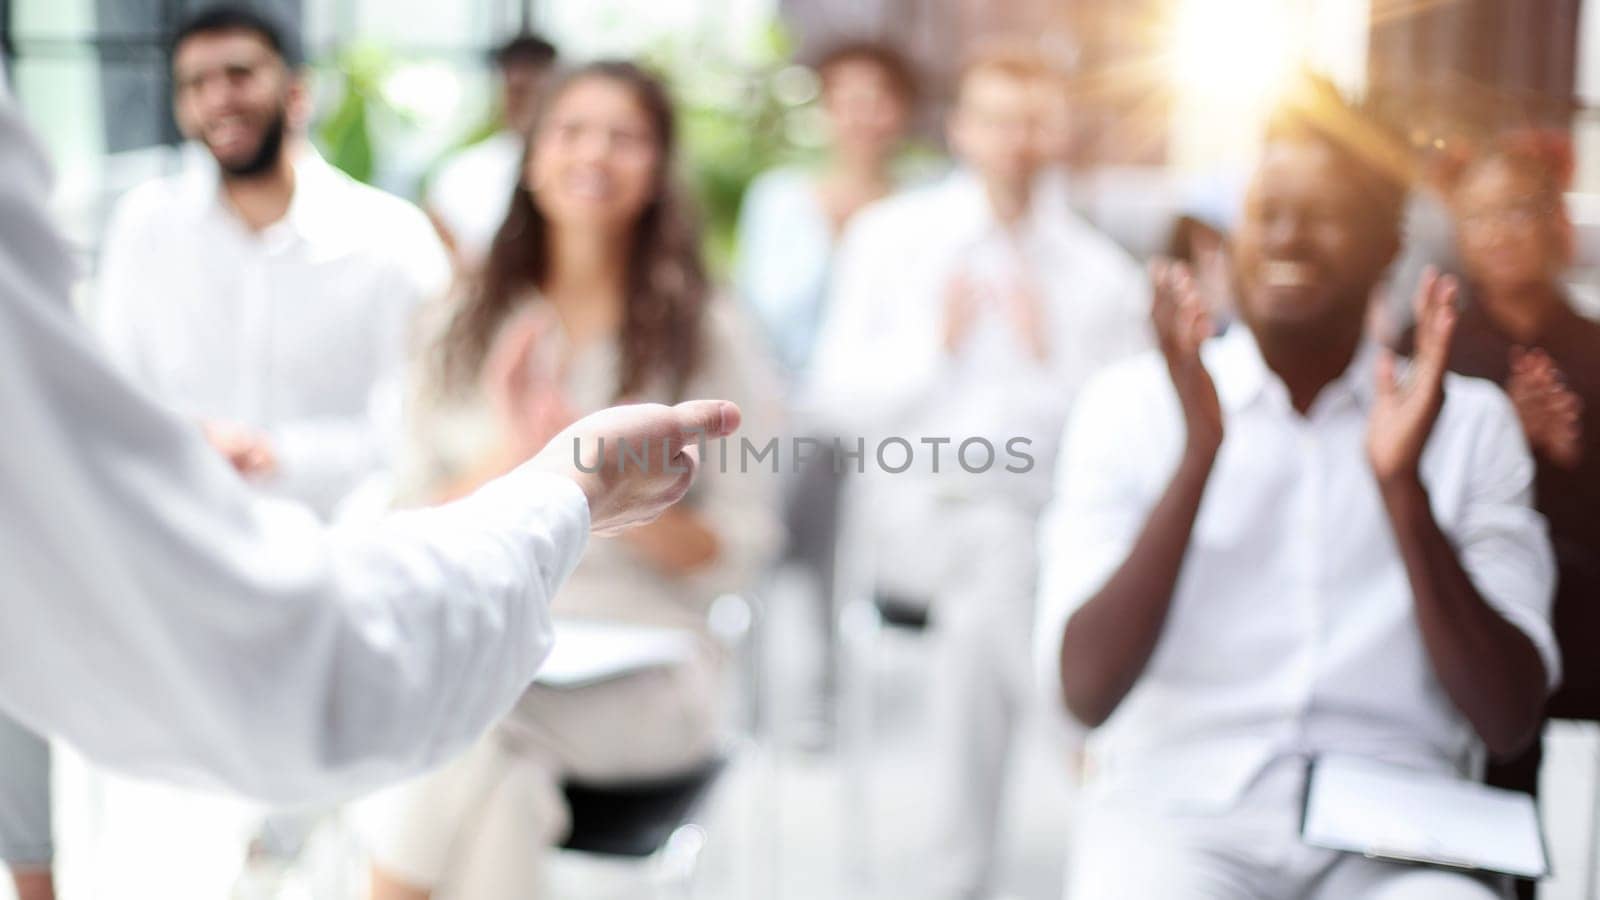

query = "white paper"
[
  {"left": 532, "top": 619, "right": 697, "bottom": 688},
  {"left": 1302, "top": 755, "right": 1549, "bottom": 879}
]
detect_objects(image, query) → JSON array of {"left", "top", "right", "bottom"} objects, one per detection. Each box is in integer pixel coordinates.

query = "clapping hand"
[
  {"left": 1151, "top": 259, "right": 1222, "bottom": 456},
  {"left": 1368, "top": 267, "right": 1458, "bottom": 485},
  {"left": 1509, "top": 346, "right": 1583, "bottom": 469}
]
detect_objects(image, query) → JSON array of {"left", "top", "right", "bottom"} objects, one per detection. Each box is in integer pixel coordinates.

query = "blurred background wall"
[{"left": 3, "top": 0, "right": 1599, "bottom": 257}]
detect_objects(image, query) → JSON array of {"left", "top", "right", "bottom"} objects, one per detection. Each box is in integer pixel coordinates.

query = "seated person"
[
  {"left": 360, "top": 61, "right": 781, "bottom": 900},
  {"left": 1036, "top": 77, "right": 1557, "bottom": 900},
  {"left": 1415, "top": 132, "right": 1600, "bottom": 899}
]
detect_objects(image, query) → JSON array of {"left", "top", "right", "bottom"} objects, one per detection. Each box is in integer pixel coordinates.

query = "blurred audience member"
[
  {"left": 97, "top": 5, "right": 448, "bottom": 518},
  {"left": 1412, "top": 132, "right": 1600, "bottom": 900},
  {"left": 736, "top": 40, "right": 916, "bottom": 378},
  {"left": 361, "top": 61, "right": 780, "bottom": 900},
  {"left": 427, "top": 33, "right": 558, "bottom": 269},
  {"left": 809, "top": 46, "right": 1149, "bottom": 899},
  {"left": 736, "top": 40, "right": 916, "bottom": 744},
  {"left": 1038, "top": 78, "right": 1554, "bottom": 899}
]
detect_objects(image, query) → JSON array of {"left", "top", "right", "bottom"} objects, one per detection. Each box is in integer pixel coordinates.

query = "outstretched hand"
[
  {"left": 527, "top": 399, "right": 742, "bottom": 536},
  {"left": 1368, "top": 266, "right": 1459, "bottom": 486}
]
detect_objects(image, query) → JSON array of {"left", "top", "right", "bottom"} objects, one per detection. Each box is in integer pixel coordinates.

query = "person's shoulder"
[
  {"left": 336, "top": 170, "right": 431, "bottom": 229},
  {"left": 838, "top": 179, "right": 943, "bottom": 249},
  {"left": 1079, "top": 348, "right": 1170, "bottom": 409},
  {"left": 1438, "top": 370, "right": 1519, "bottom": 442},
  {"left": 745, "top": 165, "right": 811, "bottom": 201},
  {"left": 325, "top": 169, "right": 444, "bottom": 255},
  {"left": 433, "top": 132, "right": 521, "bottom": 186},
  {"left": 106, "top": 171, "right": 193, "bottom": 233}
]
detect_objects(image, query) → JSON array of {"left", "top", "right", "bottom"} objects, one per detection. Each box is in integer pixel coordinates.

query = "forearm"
[
  {"left": 1060, "top": 444, "right": 1216, "bottom": 727},
  {"left": 1380, "top": 475, "right": 1547, "bottom": 757}
]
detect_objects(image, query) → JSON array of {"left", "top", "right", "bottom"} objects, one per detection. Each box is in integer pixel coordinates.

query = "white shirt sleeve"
[
  {"left": 1440, "top": 377, "right": 1561, "bottom": 690},
  {"left": 1033, "top": 360, "right": 1169, "bottom": 722},
  {"left": 0, "top": 98, "right": 590, "bottom": 805}
]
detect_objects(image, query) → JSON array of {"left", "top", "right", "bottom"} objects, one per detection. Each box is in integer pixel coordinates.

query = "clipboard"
[
  {"left": 532, "top": 619, "right": 697, "bottom": 689},
  {"left": 1299, "top": 755, "right": 1551, "bottom": 880}
]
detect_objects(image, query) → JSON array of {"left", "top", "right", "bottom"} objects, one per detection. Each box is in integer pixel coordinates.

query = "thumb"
[{"left": 672, "top": 399, "right": 741, "bottom": 442}]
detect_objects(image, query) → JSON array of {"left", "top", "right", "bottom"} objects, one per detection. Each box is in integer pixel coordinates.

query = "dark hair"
[
  {"left": 1263, "top": 72, "right": 1411, "bottom": 245},
  {"left": 1165, "top": 215, "right": 1225, "bottom": 265},
  {"left": 493, "top": 33, "right": 558, "bottom": 70},
  {"left": 1447, "top": 129, "right": 1574, "bottom": 201},
  {"left": 815, "top": 40, "right": 918, "bottom": 107},
  {"left": 170, "top": 4, "right": 301, "bottom": 67},
  {"left": 435, "top": 61, "right": 707, "bottom": 402}
]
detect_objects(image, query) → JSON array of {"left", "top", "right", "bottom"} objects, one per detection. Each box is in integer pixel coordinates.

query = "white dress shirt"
[
  {"left": 807, "top": 169, "right": 1150, "bottom": 494},
  {"left": 426, "top": 130, "right": 524, "bottom": 267},
  {"left": 805, "top": 169, "right": 1149, "bottom": 601},
  {"left": 1035, "top": 325, "right": 1559, "bottom": 812},
  {"left": 0, "top": 91, "right": 590, "bottom": 805},
  {"left": 734, "top": 167, "right": 836, "bottom": 376},
  {"left": 95, "top": 144, "right": 449, "bottom": 518}
]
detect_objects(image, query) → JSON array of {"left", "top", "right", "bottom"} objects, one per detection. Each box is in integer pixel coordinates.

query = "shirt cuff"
[{"left": 478, "top": 467, "right": 592, "bottom": 585}]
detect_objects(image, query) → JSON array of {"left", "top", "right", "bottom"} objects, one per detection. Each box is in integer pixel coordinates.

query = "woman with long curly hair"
[{"left": 361, "top": 61, "right": 781, "bottom": 900}]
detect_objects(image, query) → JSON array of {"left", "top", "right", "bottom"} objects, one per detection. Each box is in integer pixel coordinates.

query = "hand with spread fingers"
[
  {"left": 482, "top": 308, "right": 580, "bottom": 466},
  {"left": 1508, "top": 346, "right": 1584, "bottom": 470},
  {"left": 527, "top": 399, "right": 742, "bottom": 536},
  {"left": 1368, "top": 266, "right": 1459, "bottom": 485},
  {"left": 1151, "top": 258, "right": 1222, "bottom": 456}
]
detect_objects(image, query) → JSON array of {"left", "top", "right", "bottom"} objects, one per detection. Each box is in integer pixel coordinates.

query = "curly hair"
[{"left": 434, "top": 60, "right": 707, "bottom": 402}]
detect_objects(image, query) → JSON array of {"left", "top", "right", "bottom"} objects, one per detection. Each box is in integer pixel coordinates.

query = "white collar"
[
  {"left": 1209, "top": 324, "right": 1380, "bottom": 416},
  {"left": 178, "top": 140, "right": 343, "bottom": 241}
]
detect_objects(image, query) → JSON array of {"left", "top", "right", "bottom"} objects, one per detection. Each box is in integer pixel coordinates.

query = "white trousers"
[
  {"left": 920, "top": 498, "right": 1045, "bottom": 900},
  {"left": 1065, "top": 756, "right": 1508, "bottom": 900},
  {"left": 360, "top": 649, "right": 720, "bottom": 900}
]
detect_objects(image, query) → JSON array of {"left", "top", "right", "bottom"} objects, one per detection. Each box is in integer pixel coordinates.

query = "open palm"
[
  {"left": 1151, "top": 259, "right": 1222, "bottom": 453},
  {"left": 1368, "top": 267, "right": 1459, "bottom": 484}
]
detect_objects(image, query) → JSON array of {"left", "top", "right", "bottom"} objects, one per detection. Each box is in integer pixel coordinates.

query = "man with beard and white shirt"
[
  {"left": 3, "top": 6, "right": 447, "bottom": 897},
  {"left": 807, "top": 46, "right": 1149, "bottom": 900},
  {"left": 96, "top": 5, "right": 449, "bottom": 517}
]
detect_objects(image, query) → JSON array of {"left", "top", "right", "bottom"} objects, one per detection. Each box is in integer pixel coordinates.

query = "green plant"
[
  {"left": 642, "top": 21, "right": 823, "bottom": 273},
  {"left": 314, "top": 42, "right": 406, "bottom": 185}
]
